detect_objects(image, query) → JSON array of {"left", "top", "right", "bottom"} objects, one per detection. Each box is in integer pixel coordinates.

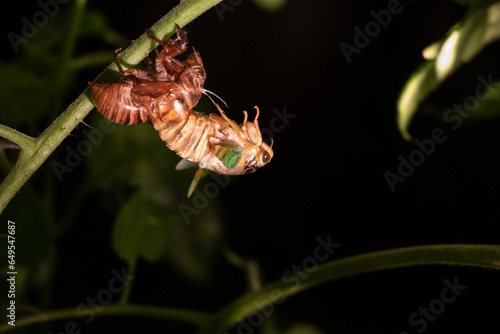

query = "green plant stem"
[
  {"left": 53, "top": 0, "right": 87, "bottom": 114},
  {"left": 43, "top": 0, "right": 88, "bottom": 214},
  {"left": 70, "top": 51, "right": 115, "bottom": 70},
  {"left": 220, "top": 244, "right": 262, "bottom": 291},
  {"left": 204, "top": 244, "right": 500, "bottom": 333},
  {"left": 120, "top": 258, "right": 137, "bottom": 304},
  {"left": 0, "top": 304, "right": 210, "bottom": 333},
  {"left": 0, "top": 94, "right": 93, "bottom": 213},
  {"left": 0, "top": 124, "right": 35, "bottom": 150},
  {"left": 0, "top": 0, "right": 223, "bottom": 214}
]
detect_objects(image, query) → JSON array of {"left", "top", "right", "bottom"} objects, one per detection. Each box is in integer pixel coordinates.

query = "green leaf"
[
  {"left": 79, "top": 9, "right": 109, "bottom": 38},
  {"left": 162, "top": 204, "right": 221, "bottom": 284},
  {"left": 0, "top": 59, "right": 54, "bottom": 130},
  {"left": 21, "top": 7, "right": 73, "bottom": 57},
  {"left": 397, "top": 62, "right": 438, "bottom": 140},
  {"left": 112, "top": 191, "right": 168, "bottom": 263},
  {"left": 112, "top": 189, "right": 222, "bottom": 283},
  {"left": 470, "top": 80, "right": 500, "bottom": 119},
  {"left": 397, "top": 1, "right": 500, "bottom": 139},
  {"left": 85, "top": 114, "right": 191, "bottom": 202}
]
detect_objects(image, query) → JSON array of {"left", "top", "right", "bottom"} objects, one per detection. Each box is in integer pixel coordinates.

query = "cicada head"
[
  {"left": 187, "top": 105, "right": 274, "bottom": 197},
  {"left": 238, "top": 141, "right": 274, "bottom": 174},
  {"left": 214, "top": 105, "right": 274, "bottom": 175},
  {"left": 179, "top": 50, "right": 206, "bottom": 108}
]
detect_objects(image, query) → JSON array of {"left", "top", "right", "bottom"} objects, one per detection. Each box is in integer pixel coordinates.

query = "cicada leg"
[
  {"left": 215, "top": 104, "right": 245, "bottom": 138},
  {"left": 113, "top": 49, "right": 154, "bottom": 81},
  {"left": 113, "top": 48, "right": 126, "bottom": 74},
  {"left": 146, "top": 24, "right": 187, "bottom": 58}
]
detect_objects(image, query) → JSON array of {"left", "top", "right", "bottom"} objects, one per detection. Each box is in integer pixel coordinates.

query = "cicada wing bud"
[
  {"left": 241, "top": 122, "right": 262, "bottom": 146},
  {"left": 176, "top": 158, "right": 199, "bottom": 170},
  {"left": 187, "top": 167, "right": 209, "bottom": 198}
]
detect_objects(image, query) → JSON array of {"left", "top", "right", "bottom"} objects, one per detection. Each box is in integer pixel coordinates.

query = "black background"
[{"left": 3, "top": 0, "right": 500, "bottom": 333}]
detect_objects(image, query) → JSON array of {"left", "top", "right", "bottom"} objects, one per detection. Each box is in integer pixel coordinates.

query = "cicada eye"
[
  {"left": 262, "top": 151, "right": 271, "bottom": 164},
  {"left": 193, "top": 66, "right": 205, "bottom": 78}
]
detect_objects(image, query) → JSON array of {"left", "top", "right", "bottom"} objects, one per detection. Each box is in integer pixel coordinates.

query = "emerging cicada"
[{"left": 90, "top": 26, "right": 274, "bottom": 197}]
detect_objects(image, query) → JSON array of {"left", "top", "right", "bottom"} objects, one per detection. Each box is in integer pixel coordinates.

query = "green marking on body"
[{"left": 217, "top": 146, "right": 242, "bottom": 169}]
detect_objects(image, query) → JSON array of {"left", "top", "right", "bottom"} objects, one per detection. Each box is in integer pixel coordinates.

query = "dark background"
[{"left": 2, "top": 0, "right": 500, "bottom": 333}]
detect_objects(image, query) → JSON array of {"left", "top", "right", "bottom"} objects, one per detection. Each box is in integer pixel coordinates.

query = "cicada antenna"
[{"left": 203, "top": 89, "right": 229, "bottom": 109}]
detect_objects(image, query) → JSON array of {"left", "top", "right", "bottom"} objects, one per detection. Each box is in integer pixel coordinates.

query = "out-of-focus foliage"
[{"left": 397, "top": 0, "right": 500, "bottom": 140}]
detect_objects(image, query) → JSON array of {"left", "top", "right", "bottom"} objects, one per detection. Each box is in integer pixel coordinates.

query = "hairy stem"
[{"left": 0, "top": 0, "right": 223, "bottom": 213}]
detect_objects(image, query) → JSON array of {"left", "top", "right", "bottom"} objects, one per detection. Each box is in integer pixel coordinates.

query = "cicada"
[{"left": 89, "top": 26, "right": 274, "bottom": 197}]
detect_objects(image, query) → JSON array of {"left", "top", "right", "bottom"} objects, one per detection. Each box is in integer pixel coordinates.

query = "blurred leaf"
[
  {"left": 162, "top": 202, "right": 222, "bottom": 284},
  {"left": 86, "top": 113, "right": 224, "bottom": 282},
  {"left": 471, "top": 80, "right": 500, "bottom": 118},
  {"left": 397, "top": 62, "right": 438, "bottom": 140},
  {"left": 80, "top": 9, "right": 109, "bottom": 38},
  {"left": 252, "top": 0, "right": 288, "bottom": 11},
  {"left": 397, "top": 1, "right": 500, "bottom": 139},
  {"left": 112, "top": 191, "right": 168, "bottom": 263},
  {"left": 21, "top": 8, "right": 72, "bottom": 57},
  {"left": 112, "top": 188, "right": 223, "bottom": 283},
  {"left": 421, "top": 80, "right": 500, "bottom": 122},
  {"left": 85, "top": 114, "right": 189, "bottom": 204},
  {"left": 0, "top": 58, "right": 55, "bottom": 130}
]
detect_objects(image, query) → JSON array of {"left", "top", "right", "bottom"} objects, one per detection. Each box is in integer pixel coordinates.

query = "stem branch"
[{"left": 0, "top": 124, "right": 35, "bottom": 150}]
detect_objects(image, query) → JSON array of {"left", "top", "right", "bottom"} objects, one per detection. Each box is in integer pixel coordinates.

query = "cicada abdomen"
[{"left": 90, "top": 81, "right": 151, "bottom": 125}]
